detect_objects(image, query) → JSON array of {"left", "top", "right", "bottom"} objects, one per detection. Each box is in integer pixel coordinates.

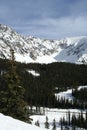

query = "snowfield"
[
  {"left": 0, "top": 109, "right": 86, "bottom": 130},
  {"left": 0, "top": 113, "right": 46, "bottom": 130},
  {"left": 30, "top": 108, "right": 86, "bottom": 130}
]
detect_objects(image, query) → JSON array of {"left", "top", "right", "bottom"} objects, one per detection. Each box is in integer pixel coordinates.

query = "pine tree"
[
  {"left": 0, "top": 49, "right": 27, "bottom": 121},
  {"left": 60, "top": 118, "right": 63, "bottom": 130},
  {"left": 67, "top": 111, "right": 70, "bottom": 126},
  {"left": 85, "top": 111, "right": 87, "bottom": 128},
  {"left": 72, "top": 125, "right": 76, "bottom": 130},
  {"left": 86, "top": 111, "right": 87, "bottom": 123},
  {"left": 52, "top": 118, "right": 56, "bottom": 130},
  {"left": 35, "top": 120, "right": 40, "bottom": 127},
  {"left": 44, "top": 116, "right": 49, "bottom": 129}
]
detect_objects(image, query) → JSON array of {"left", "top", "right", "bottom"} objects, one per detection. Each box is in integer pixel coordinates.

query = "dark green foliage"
[
  {"left": 0, "top": 58, "right": 87, "bottom": 108},
  {"left": 20, "top": 62, "right": 87, "bottom": 108},
  {"left": 0, "top": 51, "right": 27, "bottom": 121},
  {"left": 72, "top": 87, "right": 87, "bottom": 109},
  {"left": 72, "top": 87, "right": 87, "bottom": 102},
  {"left": 60, "top": 111, "right": 87, "bottom": 129}
]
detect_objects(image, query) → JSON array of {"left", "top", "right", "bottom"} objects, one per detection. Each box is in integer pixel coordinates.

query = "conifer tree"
[
  {"left": 0, "top": 49, "right": 27, "bottom": 121},
  {"left": 72, "top": 125, "right": 76, "bottom": 130},
  {"left": 85, "top": 111, "right": 87, "bottom": 128},
  {"left": 45, "top": 116, "right": 49, "bottom": 129},
  {"left": 60, "top": 118, "right": 63, "bottom": 130},
  {"left": 67, "top": 111, "right": 70, "bottom": 126},
  {"left": 52, "top": 118, "right": 56, "bottom": 130},
  {"left": 35, "top": 120, "right": 40, "bottom": 127}
]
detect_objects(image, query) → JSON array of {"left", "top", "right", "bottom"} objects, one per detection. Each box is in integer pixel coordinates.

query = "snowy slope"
[
  {"left": 0, "top": 113, "right": 46, "bottom": 130},
  {"left": 0, "top": 110, "right": 85, "bottom": 130},
  {"left": 55, "top": 85, "right": 87, "bottom": 101},
  {"left": 55, "top": 36, "right": 87, "bottom": 64},
  {"left": 0, "top": 24, "right": 87, "bottom": 64}
]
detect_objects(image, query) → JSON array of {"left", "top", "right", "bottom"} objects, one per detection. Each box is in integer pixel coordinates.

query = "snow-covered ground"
[
  {"left": 0, "top": 113, "right": 46, "bottom": 130},
  {"left": 30, "top": 108, "right": 86, "bottom": 130},
  {"left": 27, "top": 70, "right": 40, "bottom": 77},
  {"left": 0, "top": 85, "right": 87, "bottom": 130},
  {"left": 55, "top": 89, "right": 75, "bottom": 101},
  {"left": 55, "top": 85, "right": 87, "bottom": 101},
  {"left": 0, "top": 109, "right": 86, "bottom": 130},
  {"left": 30, "top": 85, "right": 87, "bottom": 130}
]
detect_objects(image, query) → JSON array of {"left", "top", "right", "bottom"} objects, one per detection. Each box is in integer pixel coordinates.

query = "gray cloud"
[
  {"left": 0, "top": 0, "right": 87, "bottom": 39},
  {"left": 11, "top": 16, "right": 87, "bottom": 39}
]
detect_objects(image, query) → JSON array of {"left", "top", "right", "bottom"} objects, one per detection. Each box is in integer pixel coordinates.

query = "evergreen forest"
[{"left": 0, "top": 58, "right": 87, "bottom": 112}]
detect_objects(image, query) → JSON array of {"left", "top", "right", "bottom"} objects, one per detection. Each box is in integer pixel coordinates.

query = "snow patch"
[
  {"left": 55, "top": 85, "right": 87, "bottom": 101},
  {"left": 28, "top": 70, "right": 40, "bottom": 77}
]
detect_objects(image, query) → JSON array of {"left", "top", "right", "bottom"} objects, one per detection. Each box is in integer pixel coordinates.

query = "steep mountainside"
[{"left": 0, "top": 24, "right": 87, "bottom": 64}]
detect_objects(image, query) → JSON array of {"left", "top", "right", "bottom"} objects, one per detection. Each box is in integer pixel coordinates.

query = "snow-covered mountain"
[
  {"left": 0, "top": 24, "right": 87, "bottom": 64},
  {"left": 55, "top": 36, "right": 87, "bottom": 64}
]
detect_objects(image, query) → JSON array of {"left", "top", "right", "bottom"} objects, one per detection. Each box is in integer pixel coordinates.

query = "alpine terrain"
[{"left": 0, "top": 24, "right": 87, "bottom": 64}]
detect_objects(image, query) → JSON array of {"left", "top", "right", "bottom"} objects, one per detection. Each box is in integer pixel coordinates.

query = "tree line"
[
  {"left": 60, "top": 111, "right": 87, "bottom": 129},
  {"left": 34, "top": 111, "right": 87, "bottom": 130},
  {"left": 0, "top": 57, "right": 87, "bottom": 120},
  {"left": 72, "top": 87, "right": 87, "bottom": 103}
]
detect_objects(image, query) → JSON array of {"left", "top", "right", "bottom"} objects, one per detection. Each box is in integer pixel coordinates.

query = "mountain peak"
[{"left": 0, "top": 24, "right": 87, "bottom": 64}]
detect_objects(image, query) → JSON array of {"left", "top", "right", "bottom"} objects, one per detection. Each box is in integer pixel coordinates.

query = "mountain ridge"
[{"left": 0, "top": 24, "right": 87, "bottom": 64}]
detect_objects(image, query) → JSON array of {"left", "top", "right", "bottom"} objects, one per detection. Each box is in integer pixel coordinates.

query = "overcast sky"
[{"left": 0, "top": 0, "right": 87, "bottom": 39}]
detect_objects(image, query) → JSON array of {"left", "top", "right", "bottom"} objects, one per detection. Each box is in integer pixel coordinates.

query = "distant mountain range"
[{"left": 0, "top": 24, "right": 87, "bottom": 64}]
